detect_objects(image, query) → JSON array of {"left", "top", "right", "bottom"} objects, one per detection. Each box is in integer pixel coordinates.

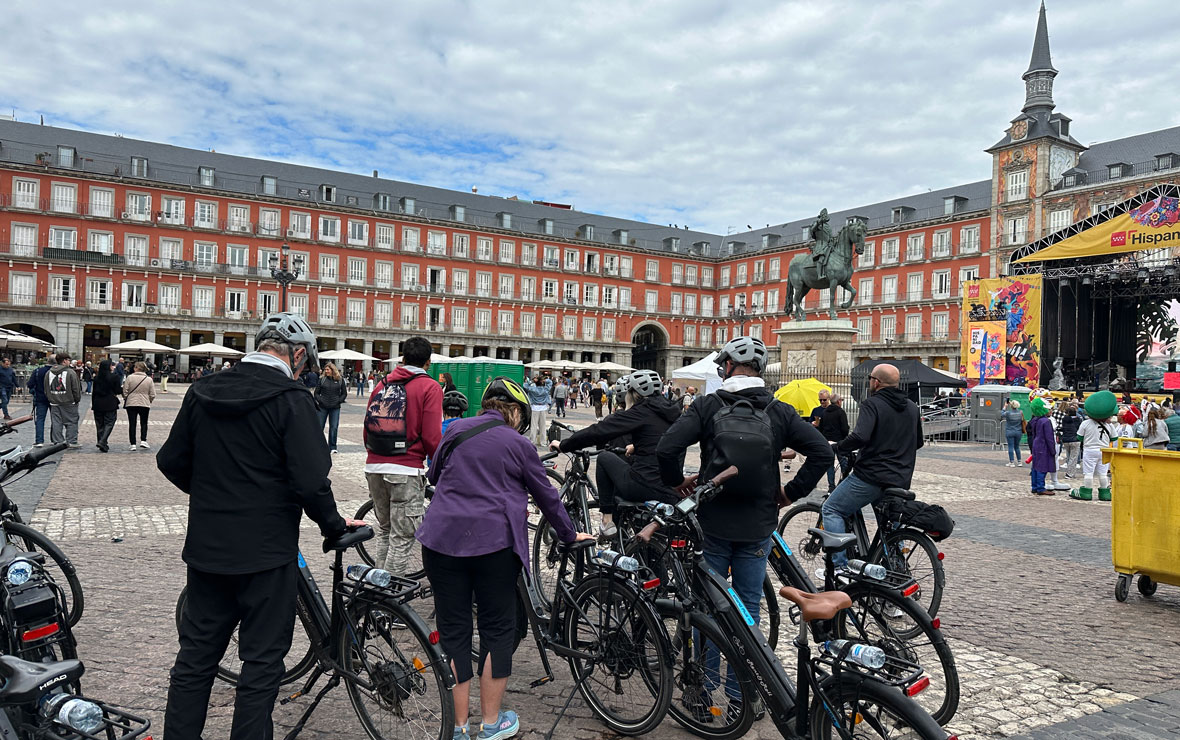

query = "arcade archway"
[{"left": 631, "top": 321, "right": 669, "bottom": 377}]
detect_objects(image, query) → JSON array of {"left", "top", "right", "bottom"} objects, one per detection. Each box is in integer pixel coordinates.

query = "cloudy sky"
[{"left": 4, "top": 1, "right": 1178, "bottom": 235}]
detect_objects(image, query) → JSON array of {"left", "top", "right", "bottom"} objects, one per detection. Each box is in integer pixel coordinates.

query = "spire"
[{"left": 1022, "top": 1, "right": 1057, "bottom": 113}]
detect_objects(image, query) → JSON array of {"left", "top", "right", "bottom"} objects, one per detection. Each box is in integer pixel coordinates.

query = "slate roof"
[
  {"left": 1026, "top": 1, "right": 1056, "bottom": 75},
  {"left": 1076, "top": 125, "right": 1180, "bottom": 174}
]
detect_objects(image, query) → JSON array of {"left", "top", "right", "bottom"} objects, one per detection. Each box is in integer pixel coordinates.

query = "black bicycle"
[
  {"left": 175, "top": 526, "right": 454, "bottom": 740},
  {"left": 532, "top": 439, "right": 605, "bottom": 606}
]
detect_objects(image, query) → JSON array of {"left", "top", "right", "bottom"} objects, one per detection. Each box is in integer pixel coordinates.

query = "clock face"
[
  {"left": 1050, "top": 146, "right": 1074, "bottom": 184},
  {"left": 1010, "top": 120, "right": 1029, "bottom": 141}
]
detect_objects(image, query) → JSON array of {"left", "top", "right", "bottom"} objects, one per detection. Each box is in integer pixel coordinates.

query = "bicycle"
[
  {"left": 175, "top": 525, "right": 454, "bottom": 740},
  {"left": 634, "top": 467, "right": 949, "bottom": 740},
  {"left": 532, "top": 437, "right": 605, "bottom": 606}
]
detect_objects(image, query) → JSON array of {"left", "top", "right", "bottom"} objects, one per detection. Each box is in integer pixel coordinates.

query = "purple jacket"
[
  {"left": 417, "top": 410, "right": 577, "bottom": 572},
  {"left": 1027, "top": 416, "right": 1057, "bottom": 473}
]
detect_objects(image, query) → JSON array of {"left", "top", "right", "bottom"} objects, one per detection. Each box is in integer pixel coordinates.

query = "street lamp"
[
  {"left": 269, "top": 243, "right": 304, "bottom": 312},
  {"left": 730, "top": 306, "right": 748, "bottom": 336}
]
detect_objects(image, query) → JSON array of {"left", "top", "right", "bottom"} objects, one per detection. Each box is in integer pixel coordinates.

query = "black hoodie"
[
  {"left": 836, "top": 385, "right": 923, "bottom": 489},
  {"left": 657, "top": 383, "right": 833, "bottom": 542},
  {"left": 157, "top": 361, "right": 347, "bottom": 574},
  {"left": 561, "top": 395, "right": 684, "bottom": 489}
]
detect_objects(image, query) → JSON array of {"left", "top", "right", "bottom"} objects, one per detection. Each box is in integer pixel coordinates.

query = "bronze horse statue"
[{"left": 784, "top": 220, "right": 866, "bottom": 320}]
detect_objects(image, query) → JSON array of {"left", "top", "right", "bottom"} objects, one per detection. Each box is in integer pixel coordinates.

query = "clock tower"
[{"left": 986, "top": 1, "right": 1086, "bottom": 275}]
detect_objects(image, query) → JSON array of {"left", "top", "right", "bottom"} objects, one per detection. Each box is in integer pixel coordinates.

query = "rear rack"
[
  {"left": 50, "top": 697, "right": 151, "bottom": 739},
  {"left": 815, "top": 650, "right": 925, "bottom": 689},
  {"left": 337, "top": 573, "right": 423, "bottom": 606}
]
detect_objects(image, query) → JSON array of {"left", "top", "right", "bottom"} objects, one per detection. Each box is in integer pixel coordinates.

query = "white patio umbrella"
[
  {"left": 0, "top": 327, "right": 55, "bottom": 351},
  {"left": 105, "top": 339, "right": 177, "bottom": 353},
  {"left": 387, "top": 353, "right": 463, "bottom": 365},
  {"left": 177, "top": 342, "right": 245, "bottom": 357},
  {"left": 320, "top": 348, "right": 380, "bottom": 362},
  {"left": 590, "top": 361, "right": 635, "bottom": 373}
]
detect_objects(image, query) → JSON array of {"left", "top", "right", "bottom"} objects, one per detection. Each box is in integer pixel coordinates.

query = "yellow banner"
[
  {"left": 960, "top": 275, "right": 1043, "bottom": 387},
  {"left": 1015, "top": 195, "right": 1180, "bottom": 263}
]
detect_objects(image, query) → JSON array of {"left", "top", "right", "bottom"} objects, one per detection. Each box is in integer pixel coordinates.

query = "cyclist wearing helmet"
[
  {"left": 551, "top": 369, "right": 683, "bottom": 536},
  {"left": 442, "top": 389, "right": 469, "bottom": 434},
  {"left": 159, "top": 312, "right": 359, "bottom": 740},
  {"left": 418, "top": 377, "right": 592, "bottom": 739}
]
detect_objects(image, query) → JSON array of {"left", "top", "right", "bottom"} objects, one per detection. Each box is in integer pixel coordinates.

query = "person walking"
[
  {"left": 522, "top": 375, "right": 552, "bottom": 446},
  {"left": 419, "top": 377, "right": 592, "bottom": 740},
  {"left": 91, "top": 360, "right": 120, "bottom": 453},
  {"left": 821, "top": 394, "right": 852, "bottom": 488},
  {"left": 1058, "top": 403, "right": 1082, "bottom": 477},
  {"left": 363, "top": 336, "right": 443, "bottom": 576},
  {"left": 45, "top": 353, "right": 82, "bottom": 449},
  {"left": 1026, "top": 399, "right": 1056, "bottom": 495},
  {"left": 26, "top": 356, "right": 52, "bottom": 448},
  {"left": 160, "top": 361, "right": 170, "bottom": 393},
  {"left": 0, "top": 358, "right": 15, "bottom": 421},
  {"left": 158, "top": 312, "right": 356, "bottom": 740},
  {"left": 590, "top": 378, "right": 605, "bottom": 419},
  {"left": 681, "top": 385, "right": 697, "bottom": 412},
  {"left": 81, "top": 362, "right": 94, "bottom": 395},
  {"left": 355, "top": 370, "right": 366, "bottom": 398},
  {"left": 439, "top": 372, "right": 457, "bottom": 395},
  {"left": 552, "top": 378, "right": 569, "bottom": 418},
  {"left": 1002, "top": 400, "right": 1025, "bottom": 467},
  {"left": 122, "top": 361, "right": 157, "bottom": 450},
  {"left": 314, "top": 362, "right": 348, "bottom": 454}
]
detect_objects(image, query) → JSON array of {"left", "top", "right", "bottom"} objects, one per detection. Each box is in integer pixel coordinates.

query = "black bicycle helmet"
[
  {"left": 482, "top": 376, "right": 531, "bottom": 434},
  {"left": 714, "top": 336, "right": 768, "bottom": 378},
  {"left": 442, "top": 389, "right": 469, "bottom": 416},
  {"left": 255, "top": 312, "right": 319, "bottom": 374}
]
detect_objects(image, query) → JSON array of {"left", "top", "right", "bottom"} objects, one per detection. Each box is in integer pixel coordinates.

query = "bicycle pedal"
[
  {"left": 280, "top": 691, "right": 304, "bottom": 705},
  {"left": 530, "top": 676, "right": 553, "bottom": 688}
]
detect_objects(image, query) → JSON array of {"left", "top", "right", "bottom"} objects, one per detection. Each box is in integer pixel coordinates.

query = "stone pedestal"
[{"left": 773, "top": 319, "right": 858, "bottom": 378}]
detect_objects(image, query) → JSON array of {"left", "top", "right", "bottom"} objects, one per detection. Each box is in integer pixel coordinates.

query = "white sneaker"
[
  {"left": 138, "top": 441, "right": 150, "bottom": 449},
  {"left": 1016, "top": 461, "right": 1023, "bottom": 467},
  {"left": 129, "top": 445, "right": 138, "bottom": 451},
  {"left": 33, "top": 443, "right": 43, "bottom": 448}
]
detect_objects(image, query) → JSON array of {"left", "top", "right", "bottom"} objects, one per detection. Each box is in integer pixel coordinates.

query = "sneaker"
[
  {"left": 330, "top": 449, "right": 338, "bottom": 455},
  {"left": 1005, "top": 462, "right": 1014, "bottom": 467},
  {"left": 1016, "top": 461, "right": 1023, "bottom": 467},
  {"left": 1064, "top": 473, "right": 1073, "bottom": 479},
  {"left": 67, "top": 443, "right": 81, "bottom": 449},
  {"left": 814, "top": 565, "right": 851, "bottom": 588},
  {"left": 453, "top": 724, "right": 474, "bottom": 740},
  {"left": 129, "top": 445, "right": 138, "bottom": 451},
  {"left": 139, "top": 441, "right": 150, "bottom": 449},
  {"left": 33, "top": 443, "right": 43, "bottom": 448},
  {"left": 478, "top": 710, "right": 519, "bottom": 740},
  {"left": 598, "top": 523, "right": 618, "bottom": 539}
]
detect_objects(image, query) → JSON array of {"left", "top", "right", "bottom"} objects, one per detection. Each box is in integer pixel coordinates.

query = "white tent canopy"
[
  {"left": 0, "top": 327, "right": 54, "bottom": 351},
  {"left": 105, "top": 339, "right": 176, "bottom": 353},
  {"left": 670, "top": 352, "right": 723, "bottom": 395},
  {"left": 177, "top": 343, "right": 245, "bottom": 357},
  {"left": 320, "top": 349, "right": 380, "bottom": 362}
]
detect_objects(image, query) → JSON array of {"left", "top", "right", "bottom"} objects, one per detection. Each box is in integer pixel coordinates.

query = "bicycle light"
[{"left": 6, "top": 558, "right": 33, "bottom": 586}]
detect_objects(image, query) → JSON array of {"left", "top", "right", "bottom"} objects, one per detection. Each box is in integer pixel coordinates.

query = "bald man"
[{"left": 825, "top": 362, "right": 923, "bottom": 569}]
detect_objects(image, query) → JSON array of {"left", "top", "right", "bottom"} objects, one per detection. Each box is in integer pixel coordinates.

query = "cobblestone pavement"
[{"left": 6, "top": 387, "right": 1180, "bottom": 738}]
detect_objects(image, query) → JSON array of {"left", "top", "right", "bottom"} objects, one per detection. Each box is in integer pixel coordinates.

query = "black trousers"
[
  {"left": 93, "top": 410, "right": 117, "bottom": 450},
  {"left": 595, "top": 451, "right": 679, "bottom": 515},
  {"left": 423, "top": 546, "right": 520, "bottom": 684},
  {"left": 166, "top": 562, "right": 298, "bottom": 740},
  {"left": 126, "top": 406, "right": 149, "bottom": 444}
]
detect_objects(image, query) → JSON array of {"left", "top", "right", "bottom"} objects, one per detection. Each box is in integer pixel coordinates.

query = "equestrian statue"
[{"left": 784, "top": 210, "right": 866, "bottom": 320}]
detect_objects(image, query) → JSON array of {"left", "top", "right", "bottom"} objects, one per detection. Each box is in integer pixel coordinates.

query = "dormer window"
[
  {"left": 1157, "top": 154, "right": 1177, "bottom": 171},
  {"left": 1059, "top": 120, "right": 1069, "bottom": 136},
  {"left": 261, "top": 176, "right": 277, "bottom": 195},
  {"left": 374, "top": 193, "right": 392, "bottom": 211},
  {"left": 614, "top": 229, "right": 628, "bottom": 245},
  {"left": 450, "top": 204, "right": 465, "bottom": 222},
  {"left": 496, "top": 211, "right": 511, "bottom": 229},
  {"left": 891, "top": 207, "right": 913, "bottom": 224},
  {"left": 400, "top": 196, "right": 416, "bottom": 214},
  {"left": 1063, "top": 173, "right": 1078, "bottom": 188},
  {"left": 664, "top": 236, "right": 681, "bottom": 251},
  {"left": 198, "top": 166, "right": 215, "bottom": 187},
  {"left": 130, "top": 156, "right": 148, "bottom": 178},
  {"left": 57, "top": 146, "right": 75, "bottom": 168},
  {"left": 580, "top": 224, "right": 594, "bottom": 240},
  {"left": 539, "top": 218, "right": 554, "bottom": 235},
  {"left": 320, "top": 185, "right": 336, "bottom": 202}
]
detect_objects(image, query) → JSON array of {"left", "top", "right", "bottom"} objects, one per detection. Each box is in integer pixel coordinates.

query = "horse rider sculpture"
[{"left": 808, "top": 208, "right": 833, "bottom": 280}]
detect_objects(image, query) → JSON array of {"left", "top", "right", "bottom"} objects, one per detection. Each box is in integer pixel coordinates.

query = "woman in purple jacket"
[
  {"left": 1027, "top": 398, "right": 1057, "bottom": 496},
  {"left": 417, "top": 376, "right": 591, "bottom": 740}
]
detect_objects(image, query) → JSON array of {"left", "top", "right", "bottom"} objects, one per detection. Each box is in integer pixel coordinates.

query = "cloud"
[{"left": 4, "top": 0, "right": 1179, "bottom": 234}]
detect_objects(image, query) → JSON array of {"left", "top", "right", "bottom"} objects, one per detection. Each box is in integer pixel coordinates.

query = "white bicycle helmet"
[
  {"left": 625, "top": 369, "right": 662, "bottom": 398},
  {"left": 256, "top": 312, "right": 319, "bottom": 374},
  {"left": 715, "top": 336, "right": 769, "bottom": 377}
]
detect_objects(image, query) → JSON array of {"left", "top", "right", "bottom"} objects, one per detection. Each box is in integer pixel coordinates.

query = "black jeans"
[
  {"left": 166, "top": 562, "right": 298, "bottom": 740},
  {"left": 126, "top": 407, "right": 149, "bottom": 444},
  {"left": 555, "top": 397, "right": 566, "bottom": 417},
  {"left": 595, "top": 451, "right": 678, "bottom": 515},
  {"left": 423, "top": 546, "right": 520, "bottom": 684},
  {"left": 93, "top": 410, "right": 117, "bottom": 450}
]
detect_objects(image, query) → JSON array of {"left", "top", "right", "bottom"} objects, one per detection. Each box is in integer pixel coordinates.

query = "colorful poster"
[{"left": 960, "top": 275, "right": 1043, "bottom": 387}]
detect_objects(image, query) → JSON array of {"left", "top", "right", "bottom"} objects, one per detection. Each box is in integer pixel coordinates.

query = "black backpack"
[
  {"left": 879, "top": 499, "right": 955, "bottom": 541},
  {"left": 364, "top": 373, "right": 429, "bottom": 457},
  {"left": 708, "top": 397, "right": 779, "bottom": 499}
]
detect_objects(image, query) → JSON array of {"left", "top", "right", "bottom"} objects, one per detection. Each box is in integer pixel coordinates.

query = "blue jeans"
[
  {"left": 317, "top": 406, "right": 341, "bottom": 450},
  {"left": 33, "top": 402, "right": 49, "bottom": 444},
  {"left": 821, "top": 472, "right": 884, "bottom": 568},
  {"left": 701, "top": 533, "right": 771, "bottom": 704},
  {"left": 0, "top": 387, "right": 10, "bottom": 418},
  {"left": 1005, "top": 433, "right": 1022, "bottom": 462},
  {"left": 1030, "top": 469, "right": 1046, "bottom": 492}
]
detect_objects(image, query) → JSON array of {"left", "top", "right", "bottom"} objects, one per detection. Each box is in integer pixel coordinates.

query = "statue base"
[{"left": 773, "top": 319, "right": 858, "bottom": 378}]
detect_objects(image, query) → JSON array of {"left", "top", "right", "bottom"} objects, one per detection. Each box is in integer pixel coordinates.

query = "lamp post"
[
  {"left": 730, "top": 306, "right": 748, "bottom": 336},
  {"left": 269, "top": 243, "right": 303, "bottom": 312}
]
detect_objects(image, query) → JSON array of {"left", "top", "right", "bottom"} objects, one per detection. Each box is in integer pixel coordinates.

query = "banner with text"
[
  {"left": 960, "top": 275, "right": 1043, "bottom": 387},
  {"left": 1014, "top": 195, "right": 1180, "bottom": 263}
]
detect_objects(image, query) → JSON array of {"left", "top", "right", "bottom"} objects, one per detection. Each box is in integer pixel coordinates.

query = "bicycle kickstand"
[
  {"left": 543, "top": 665, "right": 596, "bottom": 740},
  {"left": 282, "top": 673, "right": 340, "bottom": 740}
]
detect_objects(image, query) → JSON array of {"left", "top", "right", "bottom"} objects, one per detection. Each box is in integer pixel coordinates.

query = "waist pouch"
[{"left": 878, "top": 498, "right": 955, "bottom": 542}]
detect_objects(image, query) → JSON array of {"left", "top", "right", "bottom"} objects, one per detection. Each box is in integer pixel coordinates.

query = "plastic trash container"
[{"left": 1104, "top": 439, "right": 1180, "bottom": 602}]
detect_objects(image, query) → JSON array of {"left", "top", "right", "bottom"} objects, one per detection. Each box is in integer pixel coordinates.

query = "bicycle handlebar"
[
  {"left": 0, "top": 416, "right": 32, "bottom": 434},
  {"left": 4, "top": 442, "right": 69, "bottom": 476},
  {"left": 637, "top": 465, "right": 739, "bottom": 543}
]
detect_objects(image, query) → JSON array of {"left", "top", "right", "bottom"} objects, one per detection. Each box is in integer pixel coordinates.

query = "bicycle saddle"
[
  {"left": 0, "top": 654, "right": 84, "bottom": 704},
  {"left": 807, "top": 528, "right": 858, "bottom": 553},
  {"left": 778, "top": 587, "right": 852, "bottom": 622},
  {"left": 323, "top": 525, "right": 374, "bottom": 553},
  {"left": 555, "top": 538, "right": 596, "bottom": 554},
  {"left": 883, "top": 487, "right": 916, "bottom": 500}
]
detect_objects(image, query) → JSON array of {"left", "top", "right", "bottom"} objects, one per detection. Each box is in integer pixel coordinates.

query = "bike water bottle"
[
  {"left": 346, "top": 564, "right": 393, "bottom": 588},
  {"left": 40, "top": 695, "right": 103, "bottom": 734},
  {"left": 847, "top": 559, "right": 888, "bottom": 581},
  {"left": 594, "top": 549, "right": 639, "bottom": 572},
  {"left": 823, "top": 640, "right": 886, "bottom": 669}
]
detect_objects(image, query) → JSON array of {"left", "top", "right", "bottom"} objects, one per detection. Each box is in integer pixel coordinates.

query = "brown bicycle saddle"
[{"left": 779, "top": 586, "right": 852, "bottom": 622}]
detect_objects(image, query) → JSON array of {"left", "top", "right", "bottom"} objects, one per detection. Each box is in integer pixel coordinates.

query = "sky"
[{"left": 3, "top": 1, "right": 1179, "bottom": 236}]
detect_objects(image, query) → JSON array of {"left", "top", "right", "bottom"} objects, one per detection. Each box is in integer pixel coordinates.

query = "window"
[
  {"left": 684, "top": 325, "right": 696, "bottom": 348},
  {"left": 686, "top": 264, "right": 698, "bottom": 285},
  {"left": 12, "top": 178, "right": 38, "bottom": 209},
  {"left": 583, "top": 283, "right": 598, "bottom": 307},
  {"left": 1006, "top": 170, "right": 1028, "bottom": 201},
  {"left": 497, "top": 311, "right": 514, "bottom": 335},
  {"left": 700, "top": 326, "right": 712, "bottom": 347},
  {"left": 11, "top": 224, "right": 37, "bottom": 257},
  {"left": 371, "top": 301, "right": 391, "bottom": 328},
  {"left": 476, "top": 237, "right": 492, "bottom": 261},
  {"left": 499, "top": 274, "right": 514, "bottom": 299},
  {"left": 402, "top": 264, "right": 420, "bottom": 288},
  {"left": 291, "top": 252, "right": 309, "bottom": 279},
  {"left": 672, "top": 264, "right": 684, "bottom": 284},
  {"left": 521, "top": 243, "right": 536, "bottom": 266},
  {"left": 768, "top": 259, "right": 781, "bottom": 281},
  {"left": 258, "top": 208, "right": 280, "bottom": 236},
  {"left": 348, "top": 258, "right": 367, "bottom": 286},
  {"left": 819, "top": 289, "right": 830, "bottom": 309},
  {"left": 932, "top": 230, "right": 951, "bottom": 257},
  {"left": 1006, "top": 215, "right": 1027, "bottom": 246},
  {"left": 701, "top": 267, "right": 714, "bottom": 288},
  {"left": 453, "top": 234, "right": 469, "bottom": 258},
  {"left": 543, "top": 245, "right": 560, "bottom": 268},
  {"left": 565, "top": 249, "right": 580, "bottom": 271},
  {"left": 57, "top": 146, "right": 75, "bottom": 168},
  {"left": 750, "top": 324, "right": 763, "bottom": 341},
  {"left": 199, "top": 167, "right": 215, "bottom": 187},
  {"left": 451, "top": 269, "right": 468, "bottom": 295},
  {"left": 563, "top": 316, "right": 576, "bottom": 339},
  {"left": 289, "top": 212, "right": 311, "bottom": 238},
  {"left": 645, "top": 290, "right": 658, "bottom": 313},
  {"left": 563, "top": 281, "right": 578, "bottom": 304},
  {"left": 602, "top": 318, "right": 616, "bottom": 341},
  {"left": 904, "top": 315, "right": 922, "bottom": 340},
  {"left": 369, "top": 223, "right": 393, "bottom": 250},
  {"left": 684, "top": 294, "right": 696, "bottom": 315},
  {"left": 959, "top": 225, "right": 980, "bottom": 253},
  {"left": 194, "top": 201, "right": 216, "bottom": 228},
  {"left": 932, "top": 313, "right": 949, "bottom": 340},
  {"left": 160, "top": 238, "right": 182, "bottom": 262},
  {"left": 646, "top": 260, "right": 659, "bottom": 282},
  {"left": 520, "top": 313, "right": 535, "bottom": 337},
  {"left": 452, "top": 307, "right": 468, "bottom": 332},
  {"left": 542, "top": 279, "right": 557, "bottom": 302},
  {"left": 228, "top": 204, "right": 250, "bottom": 231},
  {"left": 348, "top": 220, "right": 369, "bottom": 246},
  {"left": 319, "top": 216, "right": 340, "bottom": 243},
  {"left": 718, "top": 327, "right": 728, "bottom": 345},
  {"left": 882, "top": 239, "right": 899, "bottom": 263},
  {"left": 671, "top": 293, "right": 683, "bottom": 314},
  {"left": 49, "top": 226, "right": 77, "bottom": 250},
  {"left": 1157, "top": 154, "right": 1176, "bottom": 171},
  {"left": 130, "top": 157, "right": 148, "bottom": 178},
  {"left": 1108, "top": 164, "right": 1124, "bottom": 180},
  {"left": 427, "top": 231, "right": 446, "bottom": 255},
  {"left": 859, "top": 241, "right": 875, "bottom": 267},
  {"left": 126, "top": 192, "right": 151, "bottom": 221},
  {"left": 225, "top": 289, "right": 246, "bottom": 315},
  {"left": 320, "top": 255, "right": 339, "bottom": 283},
  {"left": 767, "top": 290, "right": 778, "bottom": 312},
  {"left": 880, "top": 316, "right": 896, "bottom": 341},
  {"left": 258, "top": 292, "right": 278, "bottom": 316},
  {"left": 476, "top": 272, "right": 492, "bottom": 297},
  {"left": 882, "top": 275, "right": 897, "bottom": 302},
  {"left": 403, "top": 228, "right": 421, "bottom": 252},
  {"left": 959, "top": 266, "right": 979, "bottom": 290},
  {"left": 499, "top": 241, "right": 515, "bottom": 263},
  {"left": 193, "top": 286, "right": 214, "bottom": 317},
  {"left": 319, "top": 296, "right": 338, "bottom": 324},
  {"left": 857, "top": 317, "right": 872, "bottom": 342},
  {"left": 347, "top": 299, "right": 366, "bottom": 326},
  {"left": 319, "top": 185, "right": 336, "bottom": 203},
  {"left": 124, "top": 235, "right": 148, "bottom": 267},
  {"left": 288, "top": 293, "right": 309, "bottom": 319},
  {"left": 87, "top": 279, "right": 112, "bottom": 310},
  {"left": 261, "top": 176, "right": 277, "bottom": 195},
  {"left": 720, "top": 266, "right": 731, "bottom": 287},
  {"left": 602, "top": 285, "right": 616, "bottom": 308},
  {"left": 1090, "top": 202, "right": 1114, "bottom": 217},
  {"left": 619, "top": 287, "right": 632, "bottom": 310},
  {"left": 399, "top": 303, "right": 420, "bottom": 329},
  {"left": 620, "top": 256, "right": 633, "bottom": 278},
  {"left": 906, "top": 274, "right": 923, "bottom": 301},
  {"left": 858, "top": 278, "right": 874, "bottom": 305},
  {"left": 736, "top": 264, "right": 748, "bottom": 284},
  {"left": 476, "top": 310, "right": 492, "bottom": 334},
  {"left": 160, "top": 196, "right": 185, "bottom": 225},
  {"left": 89, "top": 187, "right": 114, "bottom": 218},
  {"left": 582, "top": 317, "right": 596, "bottom": 341},
  {"left": 542, "top": 314, "right": 556, "bottom": 339},
  {"left": 905, "top": 234, "right": 924, "bottom": 261},
  {"left": 158, "top": 284, "right": 181, "bottom": 314},
  {"left": 1049, "top": 208, "right": 1071, "bottom": 233},
  {"left": 374, "top": 261, "right": 394, "bottom": 289},
  {"left": 753, "top": 260, "right": 765, "bottom": 282},
  {"left": 701, "top": 295, "right": 713, "bottom": 318},
  {"left": 521, "top": 276, "right": 536, "bottom": 301},
  {"left": 50, "top": 183, "right": 76, "bottom": 213}
]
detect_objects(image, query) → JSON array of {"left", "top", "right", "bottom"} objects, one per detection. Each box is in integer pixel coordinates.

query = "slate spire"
[{"left": 1022, "top": 1, "right": 1057, "bottom": 113}]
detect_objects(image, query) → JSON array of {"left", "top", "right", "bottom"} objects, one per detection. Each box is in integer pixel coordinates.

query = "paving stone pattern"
[{"left": 13, "top": 387, "right": 1180, "bottom": 738}]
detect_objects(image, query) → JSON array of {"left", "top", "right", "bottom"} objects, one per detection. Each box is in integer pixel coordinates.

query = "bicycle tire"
[
  {"left": 6, "top": 521, "right": 84, "bottom": 627},
  {"left": 340, "top": 597, "right": 454, "bottom": 740},
  {"left": 352, "top": 499, "right": 427, "bottom": 580},
  {"left": 871, "top": 527, "right": 945, "bottom": 619},
  {"left": 173, "top": 587, "right": 316, "bottom": 687},
  {"left": 658, "top": 605, "right": 755, "bottom": 740},
  {"left": 530, "top": 476, "right": 590, "bottom": 610},
  {"left": 775, "top": 501, "right": 826, "bottom": 580},
  {"left": 835, "top": 582, "right": 960, "bottom": 726},
  {"left": 562, "top": 573, "right": 672, "bottom": 736},
  {"left": 810, "top": 671, "right": 946, "bottom": 740}
]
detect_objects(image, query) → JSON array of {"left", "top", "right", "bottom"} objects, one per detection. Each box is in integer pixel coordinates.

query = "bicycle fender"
[{"left": 393, "top": 600, "right": 457, "bottom": 690}]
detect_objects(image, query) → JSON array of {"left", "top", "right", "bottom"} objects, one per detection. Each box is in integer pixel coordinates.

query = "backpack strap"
[{"left": 433, "top": 418, "right": 506, "bottom": 476}]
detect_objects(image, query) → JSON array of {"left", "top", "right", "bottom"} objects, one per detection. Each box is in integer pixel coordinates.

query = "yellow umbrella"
[{"left": 774, "top": 377, "right": 833, "bottom": 415}]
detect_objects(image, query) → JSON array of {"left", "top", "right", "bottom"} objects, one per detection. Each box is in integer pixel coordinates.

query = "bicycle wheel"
[
  {"left": 530, "top": 478, "right": 589, "bottom": 610},
  {"left": 173, "top": 587, "right": 316, "bottom": 687},
  {"left": 871, "top": 528, "right": 944, "bottom": 619},
  {"left": 6, "top": 521, "right": 84, "bottom": 627},
  {"left": 563, "top": 574, "right": 672, "bottom": 735},
  {"left": 775, "top": 502, "right": 826, "bottom": 581},
  {"left": 353, "top": 499, "right": 426, "bottom": 579},
  {"left": 341, "top": 597, "right": 454, "bottom": 740},
  {"left": 810, "top": 672, "right": 945, "bottom": 740},
  {"left": 658, "top": 605, "right": 755, "bottom": 740},
  {"left": 835, "top": 583, "right": 959, "bottom": 726}
]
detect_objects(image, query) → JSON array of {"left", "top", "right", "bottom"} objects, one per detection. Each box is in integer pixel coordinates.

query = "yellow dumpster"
[{"left": 1103, "top": 439, "right": 1180, "bottom": 602}]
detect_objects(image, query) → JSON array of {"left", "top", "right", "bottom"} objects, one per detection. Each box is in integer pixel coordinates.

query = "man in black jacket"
[
  {"left": 818, "top": 393, "right": 851, "bottom": 491},
  {"left": 825, "top": 363, "right": 923, "bottom": 568},
  {"left": 158, "top": 313, "right": 356, "bottom": 740},
  {"left": 657, "top": 337, "right": 831, "bottom": 635}
]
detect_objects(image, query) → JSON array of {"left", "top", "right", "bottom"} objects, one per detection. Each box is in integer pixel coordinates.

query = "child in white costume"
[{"left": 1071, "top": 390, "right": 1119, "bottom": 502}]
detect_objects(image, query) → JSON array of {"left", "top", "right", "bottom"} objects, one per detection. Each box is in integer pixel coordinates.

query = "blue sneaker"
[
  {"left": 479, "top": 710, "right": 520, "bottom": 740},
  {"left": 453, "top": 724, "right": 473, "bottom": 740}
]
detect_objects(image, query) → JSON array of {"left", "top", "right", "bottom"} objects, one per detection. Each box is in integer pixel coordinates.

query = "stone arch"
[
  {"left": 631, "top": 320, "right": 670, "bottom": 376},
  {"left": 2, "top": 322, "right": 56, "bottom": 346}
]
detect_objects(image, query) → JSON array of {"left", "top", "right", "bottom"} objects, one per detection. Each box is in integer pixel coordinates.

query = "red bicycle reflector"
[
  {"left": 902, "top": 583, "right": 920, "bottom": 598},
  {"left": 670, "top": 540, "right": 687, "bottom": 549},
  {"left": 428, "top": 630, "right": 440, "bottom": 645},
  {"left": 937, "top": 551, "right": 945, "bottom": 561},
  {"left": 905, "top": 676, "right": 930, "bottom": 697},
  {"left": 22, "top": 623, "right": 59, "bottom": 642},
  {"left": 642, "top": 578, "right": 661, "bottom": 590},
  {"left": 931, "top": 618, "right": 941, "bottom": 630}
]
